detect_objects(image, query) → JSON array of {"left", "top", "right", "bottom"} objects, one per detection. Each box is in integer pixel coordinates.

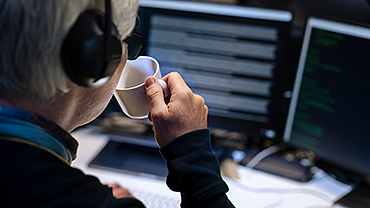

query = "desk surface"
[{"left": 71, "top": 127, "right": 351, "bottom": 208}]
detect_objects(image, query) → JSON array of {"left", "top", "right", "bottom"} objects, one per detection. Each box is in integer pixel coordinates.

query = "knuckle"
[
  {"left": 177, "top": 87, "right": 193, "bottom": 100},
  {"left": 186, "top": 89, "right": 195, "bottom": 100},
  {"left": 204, "top": 104, "right": 209, "bottom": 112},
  {"left": 194, "top": 94, "right": 205, "bottom": 105},
  {"left": 171, "top": 71, "right": 181, "bottom": 78}
]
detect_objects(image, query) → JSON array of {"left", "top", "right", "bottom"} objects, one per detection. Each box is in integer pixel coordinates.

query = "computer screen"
[
  {"left": 283, "top": 17, "right": 370, "bottom": 178},
  {"left": 134, "top": 0, "right": 292, "bottom": 139}
]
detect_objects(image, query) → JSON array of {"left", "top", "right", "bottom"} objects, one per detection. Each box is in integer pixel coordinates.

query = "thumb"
[{"left": 145, "top": 76, "right": 167, "bottom": 112}]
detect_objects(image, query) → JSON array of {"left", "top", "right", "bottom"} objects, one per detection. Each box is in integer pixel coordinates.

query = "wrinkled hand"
[
  {"left": 145, "top": 72, "right": 208, "bottom": 147},
  {"left": 105, "top": 183, "right": 134, "bottom": 199}
]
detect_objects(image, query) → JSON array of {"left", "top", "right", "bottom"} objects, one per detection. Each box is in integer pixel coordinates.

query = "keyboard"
[{"left": 129, "top": 187, "right": 181, "bottom": 208}]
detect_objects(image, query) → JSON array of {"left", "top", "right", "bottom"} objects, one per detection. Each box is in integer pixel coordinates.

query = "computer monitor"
[
  {"left": 283, "top": 17, "right": 370, "bottom": 185},
  {"left": 134, "top": 0, "right": 292, "bottom": 139}
]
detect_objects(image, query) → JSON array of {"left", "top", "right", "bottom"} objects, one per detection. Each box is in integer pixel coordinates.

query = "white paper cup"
[{"left": 114, "top": 56, "right": 169, "bottom": 119}]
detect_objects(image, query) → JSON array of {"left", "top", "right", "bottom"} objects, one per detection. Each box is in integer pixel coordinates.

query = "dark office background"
[
  {"left": 239, "top": 0, "right": 370, "bottom": 27},
  {"left": 236, "top": 0, "right": 370, "bottom": 132}
]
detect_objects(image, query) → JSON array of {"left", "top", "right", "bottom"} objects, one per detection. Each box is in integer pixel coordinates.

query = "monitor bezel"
[
  {"left": 284, "top": 16, "right": 370, "bottom": 143},
  {"left": 283, "top": 16, "right": 370, "bottom": 179}
]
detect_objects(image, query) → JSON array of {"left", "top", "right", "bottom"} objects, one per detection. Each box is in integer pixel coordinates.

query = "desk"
[{"left": 71, "top": 127, "right": 351, "bottom": 208}]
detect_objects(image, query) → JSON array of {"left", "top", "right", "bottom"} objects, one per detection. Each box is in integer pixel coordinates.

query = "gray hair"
[{"left": 0, "top": 0, "right": 138, "bottom": 101}]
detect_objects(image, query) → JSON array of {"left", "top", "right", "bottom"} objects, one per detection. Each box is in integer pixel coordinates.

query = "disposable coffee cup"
[{"left": 114, "top": 56, "right": 169, "bottom": 119}]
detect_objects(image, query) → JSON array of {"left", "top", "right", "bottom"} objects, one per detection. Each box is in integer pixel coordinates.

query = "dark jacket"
[{"left": 0, "top": 107, "right": 234, "bottom": 207}]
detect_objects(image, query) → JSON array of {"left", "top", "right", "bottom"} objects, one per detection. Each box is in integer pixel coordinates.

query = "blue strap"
[{"left": 0, "top": 108, "right": 73, "bottom": 163}]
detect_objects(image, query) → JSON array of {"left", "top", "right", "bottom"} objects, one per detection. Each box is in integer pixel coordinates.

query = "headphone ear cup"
[{"left": 61, "top": 10, "right": 122, "bottom": 87}]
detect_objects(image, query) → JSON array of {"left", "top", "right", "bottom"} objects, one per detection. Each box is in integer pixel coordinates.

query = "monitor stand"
[{"left": 335, "top": 182, "right": 370, "bottom": 208}]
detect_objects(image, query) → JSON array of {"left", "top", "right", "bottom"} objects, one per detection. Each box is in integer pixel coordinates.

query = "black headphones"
[{"left": 61, "top": 0, "right": 122, "bottom": 87}]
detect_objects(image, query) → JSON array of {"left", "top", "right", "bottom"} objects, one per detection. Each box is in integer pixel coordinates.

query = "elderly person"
[{"left": 0, "top": 0, "right": 234, "bottom": 207}]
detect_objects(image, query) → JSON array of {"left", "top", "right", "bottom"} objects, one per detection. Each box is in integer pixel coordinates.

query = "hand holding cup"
[{"left": 145, "top": 72, "right": 208, "bottom": 147}]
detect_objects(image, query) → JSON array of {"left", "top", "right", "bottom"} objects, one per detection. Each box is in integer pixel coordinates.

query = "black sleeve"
[{"left": 160, "top": 129, "right": 235, "bottom": 208}]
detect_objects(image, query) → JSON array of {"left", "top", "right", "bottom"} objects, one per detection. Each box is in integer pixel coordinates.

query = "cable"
[
  {"left": 238, "top": 144, "right": 282, "bottom": 178},
  {"left": 226, "top": 176, "right": 335, "bottom": 207},
  {"left": 230, "top": 145, "right": 336, "bottom": 207},
  {"left": 230, "top": 146, "right": 347, "bottom": 207},
  {"left": 305, "top": 205, "right": 334, "bottom": 208},
  {"left": 244, "top": 145, "right": 281, "bottom": 169}
]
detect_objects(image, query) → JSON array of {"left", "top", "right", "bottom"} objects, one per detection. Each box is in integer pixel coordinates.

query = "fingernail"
[{"left": 145, "top": 76, "right": 156, "bottom": 88}]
